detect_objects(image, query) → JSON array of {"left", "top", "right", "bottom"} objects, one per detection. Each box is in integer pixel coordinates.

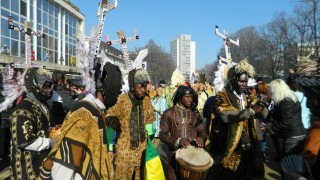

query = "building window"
[
  {"left": 20, "top": 0, "right": 27, "bottom": 16},
  {"left": 1, "top": 0, "right": 10, "bottom": 9},
  {"left": 20, "top": 41, "right": 25, "bottom": 57},
  {"left": 65, "top": 24, "right": 68, "bottom": 35},
  {"left": 43, "top": 0, "right": 48, "bottom": 12},
  {"left": 37, "top": 0, "right": 42, "bottom": 9},
  {"left": 1, "top": 9, "right": 10, "bottom": 18},
  {"left": 11, "top": 0, "right": 19, "bottom": 14},
  {"left": 37, "top": 9, "right": 42, "bottom": 24},
  {"left": 11, "top": 39, "right": 18, "bottom": 56},
  {"left": 1, "top": 18, "right": 10, "bottom": 37},
  {"left": 43, "top": 12, "right": 48, "bottom": 26}
]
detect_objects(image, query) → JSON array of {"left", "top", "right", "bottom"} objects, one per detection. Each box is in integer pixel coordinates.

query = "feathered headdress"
[
  {"left": 199, "top": 71, "right": 207, "bottom": 84},
  {"left": 77, "top": 22, "right": 103, "bottom": 95},
  {"left": 171, "top": 69, "right": 185, "bottom": 86},
  {"left": 213, "top": 59, "right": 255, "bottom": 93}
]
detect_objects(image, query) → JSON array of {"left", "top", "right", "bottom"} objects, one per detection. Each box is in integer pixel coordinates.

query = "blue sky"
[{"left": 73, "top": 0, "right": 296, "bottom": 69}]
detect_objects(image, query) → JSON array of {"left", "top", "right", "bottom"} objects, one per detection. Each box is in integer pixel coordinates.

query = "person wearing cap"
[
  {"left": 10, "top": 68, "right": 55, "bottom": 180},
  {"left": 159, "top": 85, "right": 207, "bottom": 180},
  {"left": 39, "top": 62, "right": 122, "bottom": 180},
  {"left": 106, "top": 69, "right": 156, "bottom": 180}
]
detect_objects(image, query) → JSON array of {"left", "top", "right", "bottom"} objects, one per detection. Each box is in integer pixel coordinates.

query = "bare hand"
[
  {"left": 108, "top": 152, "right": 114, "bottom": 161},
  {"left": 194, "top": 137, "right": 204, "bottom": 148},
  {"left": 260, "top": 122, "right": 266, "bottom": 131},
  {"left": 179, "top": 138, "right": 191, "bottom": 147},
  {"left": 74, "top": 89, "right": 82, "bottom": 94}
]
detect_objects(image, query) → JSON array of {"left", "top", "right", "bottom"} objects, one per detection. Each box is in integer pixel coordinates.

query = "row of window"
[{"left": 0, "top": 0, "right": 78, "bottom": 66}]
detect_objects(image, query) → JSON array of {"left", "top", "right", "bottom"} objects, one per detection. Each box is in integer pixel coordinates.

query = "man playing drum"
[{"left": 160, "top": 85, "right": 207, "bottom": 180}]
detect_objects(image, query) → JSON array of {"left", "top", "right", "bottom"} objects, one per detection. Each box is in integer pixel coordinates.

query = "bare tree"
[{"left": 131, "top": 39, "right": 175, "bottom": 87}]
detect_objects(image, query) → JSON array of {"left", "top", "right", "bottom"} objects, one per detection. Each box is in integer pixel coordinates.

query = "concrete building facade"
[{"left": 170, "top": 34, "right": 195, "bottom": 81}]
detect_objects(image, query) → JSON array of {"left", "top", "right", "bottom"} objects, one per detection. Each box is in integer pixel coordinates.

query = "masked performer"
[
  {"left": 10, "top": 68, "right": 54, "bottom": 180},
  {"left": 208, "top": 59, "right": 268, "bottom": 180},
  {"left": 106, "top": 69, "right": 156, "bottom": 180},
  {"left": 39, "top": 62, "right": 122, "bottom": 180},
  {"left": 159, "top": 85, "right": 207, "bottom": 180}
]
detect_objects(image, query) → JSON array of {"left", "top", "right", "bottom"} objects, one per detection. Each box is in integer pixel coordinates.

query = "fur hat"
[
  {"left": 296, "top": 58, "right": 320, "bottom": 95},
  {"left": 128, "top": 69, "right": 150, "bottom": 93}
]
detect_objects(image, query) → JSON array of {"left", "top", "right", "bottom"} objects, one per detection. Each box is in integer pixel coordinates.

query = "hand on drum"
[
  {"left": 193, "top": 137, "right": 204, "bottom": 148},
  {"left": 179, "top": 138, "right": 191, "bottom": 147}
]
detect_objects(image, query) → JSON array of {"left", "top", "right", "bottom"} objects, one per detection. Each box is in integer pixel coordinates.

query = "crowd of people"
[{"left": 0, "top": 57, "right": 319, "bottom": 180}]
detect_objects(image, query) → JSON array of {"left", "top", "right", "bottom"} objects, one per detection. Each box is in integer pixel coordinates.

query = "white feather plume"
[
  {"left": 213, "top": 63, "right": 229, "bottom": 93},
  {"left": 0, "top": 64, "right": 25, "bottom": 112},
  {"left": 78, "top": 21, "right": 104, "bottom": 95}
]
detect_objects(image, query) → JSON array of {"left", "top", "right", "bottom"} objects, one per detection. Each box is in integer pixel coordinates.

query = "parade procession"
[{"left": 0, "top": 0, "right": 320, "bottom": 180}]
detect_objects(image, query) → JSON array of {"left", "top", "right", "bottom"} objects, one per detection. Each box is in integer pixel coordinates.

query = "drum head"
[{"left": 176, "top": 146, "right": 214, "bottom": 172}]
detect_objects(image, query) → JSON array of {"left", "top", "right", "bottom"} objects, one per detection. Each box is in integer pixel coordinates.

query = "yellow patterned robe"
[
  {"left": 39, "top": 100, "right": 113, "bottom": 180},
  {"left": 106, "top": 93, "right": 155, "bottom": 179}
]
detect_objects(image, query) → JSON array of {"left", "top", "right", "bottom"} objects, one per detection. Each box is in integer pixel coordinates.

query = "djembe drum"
[{"left": 175, "top": 146, "right": 214, "bottom": 180}]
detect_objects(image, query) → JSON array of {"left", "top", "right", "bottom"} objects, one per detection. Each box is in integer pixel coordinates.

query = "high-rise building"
[
  {"left": 0, "top": 0, "right": 85, "bottom": 72},
  {"left": 170, "top": 34, "right": 195, "bottom": 82}
]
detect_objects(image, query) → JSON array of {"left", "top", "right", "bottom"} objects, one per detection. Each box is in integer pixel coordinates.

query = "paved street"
[{"left": 0, "top": 135, "right": 281, "bottom": 180}]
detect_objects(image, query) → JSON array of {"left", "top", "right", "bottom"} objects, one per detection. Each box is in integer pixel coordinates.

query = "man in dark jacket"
[{"left": 160, "top": 85, "right": 207, "bottom": 180}]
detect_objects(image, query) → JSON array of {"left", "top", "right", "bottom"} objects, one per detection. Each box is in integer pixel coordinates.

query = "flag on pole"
[
  {"left": 144, "top": 137, "right": 165, "bottom": 180},
  {"left": 190, "top": 72, "right": 196, "bottom": 85}
]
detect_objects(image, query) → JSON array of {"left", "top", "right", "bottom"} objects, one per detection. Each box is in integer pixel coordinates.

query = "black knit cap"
[
  {"left": 172, "top": 85, "right": 198, "bottom": 110},
  {"left": 97, "top": 62, "right": 122, "bottom": 108}
]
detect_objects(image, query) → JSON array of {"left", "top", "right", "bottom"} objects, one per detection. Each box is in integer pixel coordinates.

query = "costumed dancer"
[
  {"left": 106, "top": 69, "right": 156, "bottom": 180},
  {"left": 152, "top": 88, "right": 168, "bottom": 138},
  {"left": 39, "top": 14, "right": 122, "bottom": 178},
  {"left": 207, "top": 59, "right": 269, "bottom": 180},
  {"left": 40, "top": 62, "right": 122, "bottom": 180},
  {"left": 10, "top": 68, "right": 55, "bottom": 180},
  {"left": 159, "top": 85, "right": 207, "bottom": 180}
]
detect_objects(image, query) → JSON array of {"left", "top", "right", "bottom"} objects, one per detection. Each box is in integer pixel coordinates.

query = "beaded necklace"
[{"left": 173, "top": 104, "right": 192, "bottom": 130}]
